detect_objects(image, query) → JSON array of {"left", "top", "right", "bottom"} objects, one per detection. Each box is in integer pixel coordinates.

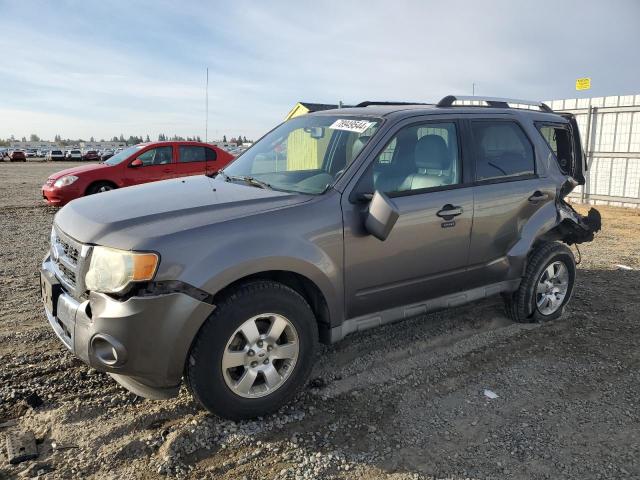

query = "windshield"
[
  {"left": 104, "top": 145, "right": 144, "bottom": 165},
  {"left": 221, "top": 115, "right": 381, "bottom": 194}
]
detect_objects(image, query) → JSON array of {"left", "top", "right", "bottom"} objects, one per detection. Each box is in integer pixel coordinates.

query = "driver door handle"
[{"left": 437, "top": 204, "right": 463, "bottom": 218}]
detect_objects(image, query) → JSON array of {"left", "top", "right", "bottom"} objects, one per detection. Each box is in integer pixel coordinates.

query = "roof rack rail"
[
  {"left": 436, "top": 95, "right": 553, "bottom": 113},
  {"left": 355, "top": 101, "right": 431, "bottom": 108}
]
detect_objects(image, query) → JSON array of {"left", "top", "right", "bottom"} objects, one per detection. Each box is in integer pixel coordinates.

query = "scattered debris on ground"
[{"left": 1, "top": 162, "right": 639, "bottom": 479}]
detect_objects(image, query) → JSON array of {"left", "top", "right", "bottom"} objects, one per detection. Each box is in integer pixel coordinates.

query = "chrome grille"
[{"left": 51, "top": 226, "right": 91, "bottom": 298}]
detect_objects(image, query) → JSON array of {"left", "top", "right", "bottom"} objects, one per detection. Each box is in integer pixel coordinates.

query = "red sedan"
[
  {"left": 42, "top": 141, "right": 234, "bottom": 206},
  {"left": 9, "top": 150, "right": 27, "bottom": 162}
]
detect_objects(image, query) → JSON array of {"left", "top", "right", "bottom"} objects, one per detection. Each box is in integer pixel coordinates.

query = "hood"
[
  {"left": 54, "top": 175, "right": 311, "bottom": 249},
  {"left": 48, "top": 163, "right": 110, "bottom": 180}
]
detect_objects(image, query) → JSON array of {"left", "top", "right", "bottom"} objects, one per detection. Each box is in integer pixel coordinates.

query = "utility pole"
[
  {"left": 205, "top": 67, "right": 209, "bottom": 142},
  {"left": 472, "top": 83, "right": 476, "bottom": 96}
]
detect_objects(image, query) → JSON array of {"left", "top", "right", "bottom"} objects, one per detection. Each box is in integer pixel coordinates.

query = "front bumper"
[
  {"left": 41, "top": 184, "right": 80, "bottom": 206},
  {"left": 41, "top": 256, "right": 215, "bottom": 398}
]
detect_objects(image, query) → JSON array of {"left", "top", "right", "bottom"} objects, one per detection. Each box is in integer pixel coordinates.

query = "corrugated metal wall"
[{"left": 545, "top": 94, "right": 640, "bottom": 208}]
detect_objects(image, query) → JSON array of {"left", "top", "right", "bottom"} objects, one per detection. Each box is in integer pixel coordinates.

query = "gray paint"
[{"left": 45, "top": 103, "right": 596, "bottom": 399}]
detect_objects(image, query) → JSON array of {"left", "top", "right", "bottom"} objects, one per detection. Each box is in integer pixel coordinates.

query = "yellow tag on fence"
[{"left": 576, "top": 78, "right": 591, "bottom": 91}]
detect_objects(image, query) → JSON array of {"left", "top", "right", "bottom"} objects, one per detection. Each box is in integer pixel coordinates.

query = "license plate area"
[{"left": 41, "top": 269, "right": 61, "bottom": 316}]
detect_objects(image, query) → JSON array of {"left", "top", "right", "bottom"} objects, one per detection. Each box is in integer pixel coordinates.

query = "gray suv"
[{"left": 40, "top": 96, "right": 601, "bottom": 419}]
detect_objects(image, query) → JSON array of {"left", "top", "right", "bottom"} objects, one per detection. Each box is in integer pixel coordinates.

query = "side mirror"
[
  {"left": 129, "top": 158, "right": 143, "bottom": 167},
  {"left": 364, "top": 191, "right": 399, "bottom": 241}
]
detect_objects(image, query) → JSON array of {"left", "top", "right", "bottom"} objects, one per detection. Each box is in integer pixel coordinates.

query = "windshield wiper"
[{"left": 218, "top": 171, "right": 272, "bottom": 189}]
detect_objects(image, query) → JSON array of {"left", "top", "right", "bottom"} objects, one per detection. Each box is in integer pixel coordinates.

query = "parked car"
[
  {"left": 101, "top": 149, "right": 114, "bottom": 161},
  {"left": 9, "top": 150, "right": 27, "bottom": 162},
  {"left": 66, "top": 149, "right": 82, "bottom": 160},
  {"left": 47, "top": 150, "right": 66, "bottom": 161},
  {"left": 40, "top": 96, "right": 601, "bottom": 419},
  {"left": 82, "top": 150, "right": 100, "bottom": 161},
  {"left": 38, "top": 149, "right": 49, "bottom": 158},
  {"left": 42, "top": 141, "right": 234, "bottom": 206}
]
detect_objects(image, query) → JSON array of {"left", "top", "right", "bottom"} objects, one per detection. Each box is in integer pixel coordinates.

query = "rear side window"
[
  {"left": 538, "top": 124, "right": 573, "bottom": 175},
  {"left": 178, "top": 146, "right": 216, "bottom": 163},
  {"left": 471, "top": 121, "right": 535, "bottom": 181}
]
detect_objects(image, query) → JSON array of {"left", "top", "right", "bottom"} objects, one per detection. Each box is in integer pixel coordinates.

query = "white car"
[
  {"left": 66, "top": 149, "right": 82, "bottom": 160},
  {"left": 47, "top": 150, "right": 66, "bottom": 161}
]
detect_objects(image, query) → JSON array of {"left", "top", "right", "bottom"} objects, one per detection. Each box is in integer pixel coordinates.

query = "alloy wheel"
[
  {"left": 536, "top": 261, "right": 569, "bottom": 315},
  {"left": 221, "top": 313, "right": 299, "bottom": 398}
]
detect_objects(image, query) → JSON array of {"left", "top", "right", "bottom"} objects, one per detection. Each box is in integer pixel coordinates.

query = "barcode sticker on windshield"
[{"left": 329, "top": 119, "right": 374, "bottom": 133}]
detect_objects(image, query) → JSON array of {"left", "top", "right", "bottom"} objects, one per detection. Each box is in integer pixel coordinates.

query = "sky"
[{"left": 0, "top": 0, "right": 639, "bottom": 142}]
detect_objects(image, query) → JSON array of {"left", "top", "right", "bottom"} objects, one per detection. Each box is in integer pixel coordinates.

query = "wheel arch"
[
  {"left": 85, "top": 180, "right": 118, "bottom": 195},
  {"left": 210, "top": 270, "right": 334, "bottom": 344},
  {"left": 506, "top": 201, "right": 560, "bottom": 277}
]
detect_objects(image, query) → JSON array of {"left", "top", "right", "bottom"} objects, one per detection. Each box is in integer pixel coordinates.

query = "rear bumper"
[{"left": 41, "top": 256, "right": 215, "bottom": 398}]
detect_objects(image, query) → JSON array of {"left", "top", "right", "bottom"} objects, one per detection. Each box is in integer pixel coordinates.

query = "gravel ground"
[{"left": 0, "top": 161, "right": 639, "bottom": 480}]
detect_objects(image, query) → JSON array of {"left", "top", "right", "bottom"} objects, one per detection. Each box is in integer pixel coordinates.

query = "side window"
[
  {"left": 471, "top": 121, "right": 535, "bottom": 181},
  {"left": 366, "top": 122, "right": 460, "bottom": 195},
  {"left": 538, "top": 124, "right": 573, "bottom": 175},
  {"left": 136, "top": 146, "right": 173, "bottom": 166},
  {"left": 178, "top": 146, "right": 217, "bottom": 163}
]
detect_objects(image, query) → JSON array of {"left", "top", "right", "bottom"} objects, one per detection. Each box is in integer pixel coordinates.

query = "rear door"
[
  {"left": 123, "top": 145, "right": 175, "bottom": 186},
  {"left": 467, "top": 116, "right": 556, "bottom": 286},
  {"left": 175, "top": 145, "right": 217, "bottom": 177},
  {"left": 342, "top": 117, "right": 475, "bottom": 319}
]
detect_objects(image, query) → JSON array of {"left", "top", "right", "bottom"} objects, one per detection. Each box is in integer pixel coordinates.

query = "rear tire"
[
  {"left": 86, "top": 181, "right": 116, "bottom": 195},
  {"left": 504, "top": 242, "right": 576, "bottom": 323},
  {"left": 186, "top": 280, "right": 318, "bottom": 420}
]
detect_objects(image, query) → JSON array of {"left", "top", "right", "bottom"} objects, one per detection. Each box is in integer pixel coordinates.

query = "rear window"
[
  {"left": 538, "top": 124, "right": 573, "bottom": 175},
  {"left": 471, "top": 121, "right": 535, "bottom": 181},
  {"left": 178, "top": 146, "right": 216, "bottom": 163}
]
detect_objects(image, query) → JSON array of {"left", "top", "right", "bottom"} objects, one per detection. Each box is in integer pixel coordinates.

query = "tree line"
[{"left": 1, "top": 133, "right": 252, "bottom": 147}]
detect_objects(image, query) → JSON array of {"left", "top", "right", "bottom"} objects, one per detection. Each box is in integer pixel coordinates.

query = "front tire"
[
  {"left": 86, "top": 181, "right": 116, "bottom": 195},
  {"left": 186, "top": 280, "right": 318, "bottom": 420},
  {"left": 504, "top": 242, "right": 576, "bottom": 323}
]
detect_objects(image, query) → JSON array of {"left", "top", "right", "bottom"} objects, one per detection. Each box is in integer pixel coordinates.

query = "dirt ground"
[{"left": 0, "top": 161, "right": 639, "bottom": 480}]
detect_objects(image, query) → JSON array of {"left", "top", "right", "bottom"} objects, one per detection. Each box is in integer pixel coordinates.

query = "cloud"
[{"left": 0, "top": 0, "right": 638, "bottom": 140}]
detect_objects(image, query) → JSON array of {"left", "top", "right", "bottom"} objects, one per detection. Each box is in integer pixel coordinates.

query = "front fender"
[{"left": 174, "top": 221, "right": 343, "bottom": 327}]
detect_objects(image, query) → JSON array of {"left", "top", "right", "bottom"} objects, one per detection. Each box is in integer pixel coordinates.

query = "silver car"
[{"left": 40, "top": 96, "right": 600, "bottom": 419}]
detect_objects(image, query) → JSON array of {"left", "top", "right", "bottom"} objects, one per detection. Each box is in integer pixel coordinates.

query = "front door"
[
  {"left": 124, "top": 145, "right": 176, "bottom": 186},
  {"left": 342, "top": 119, "right": 474, "bottom": 319}
]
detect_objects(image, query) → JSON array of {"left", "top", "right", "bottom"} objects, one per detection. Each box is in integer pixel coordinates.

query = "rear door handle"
[
  {"left": 437, "top": 204, "right": 463, "bottom": 219},
  {"left": 528, "top": 191, "right": 549, "bottom": 203}
]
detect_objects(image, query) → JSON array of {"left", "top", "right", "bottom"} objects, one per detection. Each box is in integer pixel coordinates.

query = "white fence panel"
[{"left": 546, "top": 94, "right": 640, "bottom": 208}]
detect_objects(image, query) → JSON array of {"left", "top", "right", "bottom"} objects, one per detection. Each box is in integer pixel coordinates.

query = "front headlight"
[
  {"left": 53, "top": 175, "right": 78, "bottom": 188},
  {"left": 85, "top": 246, "right": 159, "bottom": 293}
]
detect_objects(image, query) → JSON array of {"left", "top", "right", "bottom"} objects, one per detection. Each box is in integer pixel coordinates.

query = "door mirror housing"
[
  {"left": 129, "top": 158, "right": 143, "bottom": 168},
  {"left": 365, "top": 191, "right": 400, "bottom": 241}
]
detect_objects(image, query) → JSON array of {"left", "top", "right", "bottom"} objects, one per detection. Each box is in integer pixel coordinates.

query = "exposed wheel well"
[
  {"left": 212, "top": 271, "right": 332, "bottom": 344},
  {"left": 85, "top": 180, "right": 118, "bottom": 195}
]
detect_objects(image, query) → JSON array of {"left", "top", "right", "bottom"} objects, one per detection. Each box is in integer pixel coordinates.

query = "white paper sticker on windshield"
[{"left": 329, "top": 119, "right": 374, "bottom": 133}]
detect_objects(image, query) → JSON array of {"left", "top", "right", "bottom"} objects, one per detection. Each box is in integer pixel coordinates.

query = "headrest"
[
  {"left": 415, "top": 135, "right": 448, "bottom": 170},
  {"left": 351, "top": 136, "right": 371, "bottom": 160}
]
